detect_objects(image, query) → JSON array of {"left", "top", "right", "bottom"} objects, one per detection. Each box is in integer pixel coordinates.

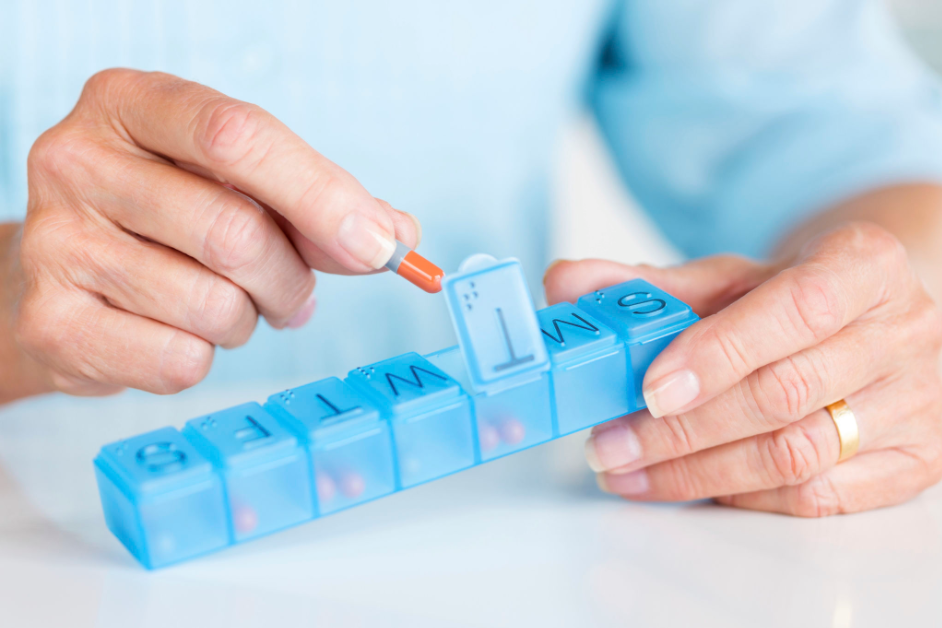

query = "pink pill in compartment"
[
  {"left": 339, "top": 472, "right": 365, "bottom": 499},
  {"left": 479, "top": 423, "right": 500, "bottom": 452},
  {"left": 316, "top": 473, "right": 337, "bottom": 502},
  {"left": 498, "top": 418, "right": 525, "bottom": 445},
  {"left": 233, "top": 503, "right": 258, "bottom": 535}
]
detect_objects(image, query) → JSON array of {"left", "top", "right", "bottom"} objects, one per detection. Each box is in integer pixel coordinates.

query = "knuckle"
[
  {"left": 27, "top": 126, "right": 96, "bottom": 182},
  {"left": 754, "top": 354, "right": 823, "bottom": 419},
  {"left": 158, "top": 333, "right": 213, "bottom": 394},
  {"left": 763, "top": 423, "right": 825, "bottom": 486},
  {"left": 18, "top": 215, "right": 55, "bottom": 269},
  {"left": 706, "top": 324, "right": 752, "bottom": 376},
  {"left": 845, "top": 222, "right": 906, "bottom": 265},
  {"left": 190, "top": 272, "right": 253, "bottom": 345},
  {"left": 81, "top": 68, "right": 142, "bottom": 101},
  {"left": 792, "top": 475, "right": 842, "bottom": 518},
  {"left": 784, "top": 267, "right": 845, "bottom": 343},
  {"left": 13, "top": 294, "right": 57, "bottom": 358},
  {"left": 197, "top": 100, "right": 272, "bottom": 167},
  {"left": 17, "top": 295, "right": 105, "bottom": 383},
  {"left": 658, "top": 414, "right": 697, "bottom": 458},
  {"left": 659, "top": 459, "right": 701, "bottom": 500},
  {"left": 295, "top": 169, "right": 354, "bottom": 219},
  {"left": 203, "top": 193, "right": 270, "bottom": 277},
  {"left": 21, "top": 213, "right": 100, "bottom": 287}
]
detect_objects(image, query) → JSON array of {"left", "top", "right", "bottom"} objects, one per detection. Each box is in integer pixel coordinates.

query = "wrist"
[{"left": 0, "top": 222, "right": 53, "bottom": 404}]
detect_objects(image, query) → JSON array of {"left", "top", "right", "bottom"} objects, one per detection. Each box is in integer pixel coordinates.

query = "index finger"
[
  {"left": 87, "top": 69, "right": 398, "bottom": 273},
  {"left": 641, "top": 224, "right": 906, "bottom": 418}
]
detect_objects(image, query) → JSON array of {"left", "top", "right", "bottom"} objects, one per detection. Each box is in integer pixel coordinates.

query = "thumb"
[{"left": 542, "top": 256, "right": 775, "bottom": 317}]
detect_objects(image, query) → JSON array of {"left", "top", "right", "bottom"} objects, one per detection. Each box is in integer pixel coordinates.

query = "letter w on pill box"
[{"left": 94, "top": 255, "right": 698, "bottom": 568}]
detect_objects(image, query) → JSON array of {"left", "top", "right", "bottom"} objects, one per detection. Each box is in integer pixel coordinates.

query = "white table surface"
[{"left": 2, "top": 384, "right": 941, "bottom": 628}]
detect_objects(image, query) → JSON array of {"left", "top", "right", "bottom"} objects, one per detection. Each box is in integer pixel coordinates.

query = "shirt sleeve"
[{"left": 591, "top": 0, "right": 942, "bottom": 259}]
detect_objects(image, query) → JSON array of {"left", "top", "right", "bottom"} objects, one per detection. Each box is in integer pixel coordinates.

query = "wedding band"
[{"left": 825, "top": 399, "right": 859, "bottom": 463}]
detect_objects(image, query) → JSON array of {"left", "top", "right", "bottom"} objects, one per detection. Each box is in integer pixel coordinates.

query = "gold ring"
[{"left": 825, "top": 399, "right": 859, "bottom": 463}]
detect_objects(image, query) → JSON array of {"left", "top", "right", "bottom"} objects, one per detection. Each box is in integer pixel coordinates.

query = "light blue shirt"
[{"left": 2, "top": 0, "right": 942, "bottom": 387}]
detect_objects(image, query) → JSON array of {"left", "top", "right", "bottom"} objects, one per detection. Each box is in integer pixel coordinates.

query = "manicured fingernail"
[
  {"left": 600, "top": 469, "right": 649, "bottom": 495},
  {"left": 543, "top": 259, "right": 568, "bottom": 285},
  {"left": 337, "top": 213, "right": 396, "bottom": 269},
  {"left": 596, "top": 473, "right": 611, "bottom": 493},
  {"left": 643, "top": 369, "right": 699, "bottom": 418},
  {"left": 584, "top": 424, "right": 641, "bottom": 472},
  {"left": 286, "top": 293, "right": 317, "bottom": 329},
  {"left": 402, "top": 210, "right": 422, "bottom": 247}
]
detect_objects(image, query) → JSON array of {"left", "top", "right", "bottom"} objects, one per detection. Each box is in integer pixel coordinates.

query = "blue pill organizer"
[{"left": 94, "top": 255, "right": 699, "bottom": 569}]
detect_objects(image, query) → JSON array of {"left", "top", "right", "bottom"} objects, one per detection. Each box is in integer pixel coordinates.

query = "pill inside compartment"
[
  {"left": 266, "top": 378, "right": 396, "bottom": 515},
  {"left": 425, "top": 346, "right": 554, "bottom": 461},
  {"left": 182, "top": 403, "right": 314, "bottom": 542},
  {"left": 94, "top": 427, "right": 230, "bottom": 569},
  {"left": 346, "top": 353, "right": 476, "bottom": 487}
]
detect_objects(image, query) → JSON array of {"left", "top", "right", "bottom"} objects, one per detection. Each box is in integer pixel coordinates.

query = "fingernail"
[
  {"left": 596, "top": 473, "right": 611, "bottom": 493},
  {"left": 402, "top": 210, "right": 422, "bottom": 247},
  {"left": 543, "top": 259, "right": 568, "bottom": 285},
  {"left": 643, "top": 369, "right": 699, "bottom": 418},
  {"left": 286, "top": 293, "right": 317, "bottom": 329},
  {"left": 601, "top": 469, "right": 649, "bottom": 495},
  {"left": 337, "top": 213, "right": 396, "bottom": 269},
  {"left": 584, "top": 424, "right": 641, "bottom": 472}
]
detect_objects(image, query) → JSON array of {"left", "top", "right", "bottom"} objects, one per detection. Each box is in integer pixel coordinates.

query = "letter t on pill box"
[
  {"left": 265, "top": 378, "right": 396, "bottom": 515},
  {"left": 441, "top": 255, "right": 554, "bottom": 459}
]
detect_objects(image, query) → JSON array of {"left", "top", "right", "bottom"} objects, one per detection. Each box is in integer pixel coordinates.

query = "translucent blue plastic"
[
  {"left": 346, "top": 352, "right": 476, "bottom": 487},
  {"left": 440, "top": 256, "right": 550, "bottom": 392},
  {"left": 94, "top": 257, "right": 699, "bottom": 568},
  {"left": 537, "top": 302, "right": 632, "bottom": 435},
  {"left": 182, "top": 402, "right": 314, "bottom": 542},
  {"left": 424, "top": 346, "right": 554, "bottom": 461},
  {"left": 265, "top": 378, "right": 396, "bottom": 515},
  {"left": 577, "top": 279, "right": 699, "bottom": 408},
  {"left": 94, "top": 427, "right": 229, "bottom": 569}
]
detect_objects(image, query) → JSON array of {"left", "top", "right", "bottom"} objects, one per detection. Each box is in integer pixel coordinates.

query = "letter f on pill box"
[{"left": 182, "top": 403, "right": 314, "bottom": 542}]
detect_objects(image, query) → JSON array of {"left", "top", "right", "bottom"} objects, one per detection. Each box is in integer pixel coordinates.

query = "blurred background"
[
  {"left": 551, "top": 0, "right": 942, "bottom": 269},
  {"left": 2, "top": 3, "right": 942, "bottom": 626},
  {"left": 892, "top": 0, "right": 942, "bottom": 71}
]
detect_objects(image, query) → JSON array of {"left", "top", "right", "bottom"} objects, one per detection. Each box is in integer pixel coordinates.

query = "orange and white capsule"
[{"left": 385, "top": 240, "right": 444, "bottom": 293}]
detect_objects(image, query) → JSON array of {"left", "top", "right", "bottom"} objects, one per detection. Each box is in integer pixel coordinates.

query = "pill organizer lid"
[
  {"left": 266, "top": 377, "right": 384, "bottom": 444},
  {"left": 442, "top": 255, "right": 550, "bottom": 392},
  {"left": 96, "top": 426, "right": 215, "bottom": 498},
  {"left": 577, "top": 279, "right": 699, "bottom": 344},
  {"left": 536, "top": 302, "right": 619, "bottom": 364},
  {"left": 183, "top": 403, "right": 301, "bottom": 469},
  {"left": 346, "top": 352, "right": 463, "bottom": 417}
]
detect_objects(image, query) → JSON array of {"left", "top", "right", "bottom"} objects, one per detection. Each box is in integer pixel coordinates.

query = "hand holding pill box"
[{"left": 94, "top": 255, "right": 698, "bottom": 568}]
